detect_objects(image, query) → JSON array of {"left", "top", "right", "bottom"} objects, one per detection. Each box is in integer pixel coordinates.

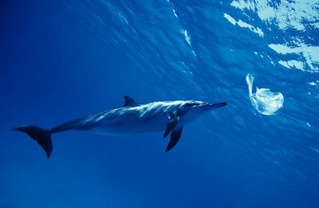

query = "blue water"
[{"left": 1, "top": 0, "right": 319, "bottom": 207}]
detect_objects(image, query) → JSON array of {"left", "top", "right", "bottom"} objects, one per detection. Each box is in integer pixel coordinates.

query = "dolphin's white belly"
[{"left": 93, "top": 115, "right": 168, "bottom": 135}]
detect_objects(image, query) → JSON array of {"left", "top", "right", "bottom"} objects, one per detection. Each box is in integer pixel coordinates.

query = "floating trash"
[{"left": 246, "top": 74, "right": 284, "bottom": 115}]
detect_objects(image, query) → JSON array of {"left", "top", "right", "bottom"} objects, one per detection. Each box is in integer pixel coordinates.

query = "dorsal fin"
[{"left": 123, "top": 96, "right": 139, "bottom": 107}]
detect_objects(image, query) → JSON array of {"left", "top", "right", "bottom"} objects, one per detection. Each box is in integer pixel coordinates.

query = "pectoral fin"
[
  {"left": 163, "top": 116, "right": 179, "bottom": 138},
  {"left": 166, "top": 127, "right": 183, "bottom": 152}
]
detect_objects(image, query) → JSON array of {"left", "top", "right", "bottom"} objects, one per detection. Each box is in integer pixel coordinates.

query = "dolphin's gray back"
[
  {"left": 51, "top": 101, "right": 184, "bottom": 136},
  {"left": 88, "top": 101, "right": 184, "bottom": 135}
]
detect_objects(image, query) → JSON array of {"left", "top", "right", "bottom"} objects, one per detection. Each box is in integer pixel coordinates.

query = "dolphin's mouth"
[
  {"left": 185, "top": 101, "right": 227, "bottom": 109},
  {"left": 205, "top": 102, "right": 227, "bottom": 109}
]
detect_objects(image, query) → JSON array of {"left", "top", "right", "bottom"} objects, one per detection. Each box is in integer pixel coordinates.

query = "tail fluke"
[{"left": 13, "top": 125, "right": 53, "bottom": 159}]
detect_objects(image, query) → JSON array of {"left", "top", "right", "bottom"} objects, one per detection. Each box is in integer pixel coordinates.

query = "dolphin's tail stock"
[{"left": 13, "top": 125, "right": 53, "bottom": 159}]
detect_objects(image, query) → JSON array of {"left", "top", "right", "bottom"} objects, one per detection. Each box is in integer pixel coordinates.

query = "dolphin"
[{"left": 13, "top": 96, "right": 227, "bottom": 158}]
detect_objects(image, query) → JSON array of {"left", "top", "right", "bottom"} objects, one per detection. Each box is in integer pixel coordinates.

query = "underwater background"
[{"left": 1, "top": 0, "right": 319, "bottom": 207}]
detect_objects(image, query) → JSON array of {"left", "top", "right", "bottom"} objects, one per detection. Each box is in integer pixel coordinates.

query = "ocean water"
[{"left": 1, "top": 0, "right": 319, "bottom": 207}]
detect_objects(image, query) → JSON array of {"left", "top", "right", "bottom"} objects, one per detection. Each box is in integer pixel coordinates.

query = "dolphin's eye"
[{"left": 184, "top": 103, "right": 198, "bottom": 107}]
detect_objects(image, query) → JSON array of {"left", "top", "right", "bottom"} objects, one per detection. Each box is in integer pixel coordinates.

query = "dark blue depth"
[{"left": 1, "top": 0, "right": 318, "bottom": 208}]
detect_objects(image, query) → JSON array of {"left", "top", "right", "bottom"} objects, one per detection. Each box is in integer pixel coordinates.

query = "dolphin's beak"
[{"left": 206, "top": 102, "right": 227, "bottom": 110}]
